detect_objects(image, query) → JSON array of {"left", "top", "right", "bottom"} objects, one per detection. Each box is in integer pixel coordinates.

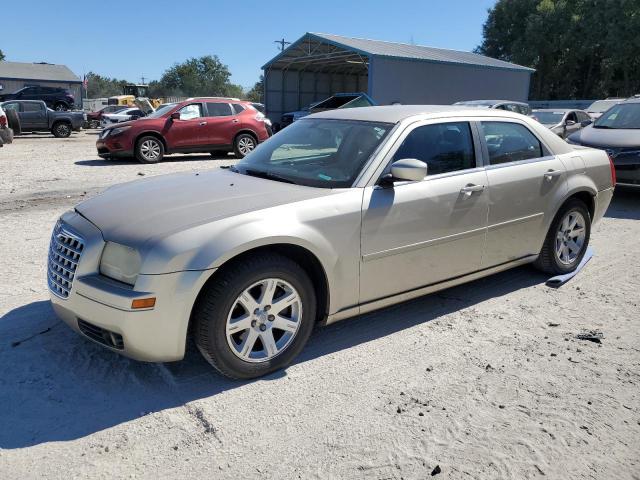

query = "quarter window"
[
  {"left": 392, "top": 122, "right": 476, "bottom": 176},
  {"left": 206, "top": 102, "right": 233, "bottom": 117},
  {"left": 177, "top": 103, "right": 203, "bottom": 120},
  {"left": 481, "top": 122, "right": 543, "bottom": 165},
  {"left": 232, "top": 104, "right": 245, "bottom": 114}
]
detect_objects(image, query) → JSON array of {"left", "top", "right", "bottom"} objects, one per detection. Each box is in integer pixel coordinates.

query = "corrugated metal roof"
[
  {"left": 0, "top": 61, "right": 81, "bottom": 82},
  {"left": 264, "top": 32, "right": 534, "bottom": 72}
]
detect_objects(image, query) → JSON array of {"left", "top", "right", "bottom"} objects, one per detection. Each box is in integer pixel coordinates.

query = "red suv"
[{"left": 96, "top": 98, "right": 271, "bottom": 163}]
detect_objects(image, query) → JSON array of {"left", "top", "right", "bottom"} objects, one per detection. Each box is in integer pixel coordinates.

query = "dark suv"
[
  {"left": 96, "top": 98, "right": 272, "bottom": 163},
  {"left": 0, "top": 86, "right": 75, "bottom": 111}
]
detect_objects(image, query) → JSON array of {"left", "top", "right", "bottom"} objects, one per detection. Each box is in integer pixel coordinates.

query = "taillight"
[
  {"left": 608, "top": 154, "right": 616, "bottom": 187},
  {"left": 0, "top": 115, "right": 6, "bottom": 127},
  {"left": 254, "top": 112, "right": 265, "bottom": 122}
]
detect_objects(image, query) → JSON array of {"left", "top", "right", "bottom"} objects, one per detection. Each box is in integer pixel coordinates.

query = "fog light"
[{"left": 131, "top": 297, "right": 156, "bottom": 309}]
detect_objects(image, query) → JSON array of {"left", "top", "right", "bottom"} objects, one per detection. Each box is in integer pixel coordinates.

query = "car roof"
[
  {"left": 455, "top": 99, "right": 528, "bottom": 106},
  {"left": 532, "top": 109, "right": 573, "bottom": 113},
  {"left": 185, "top": 97, "right": 243, "bottom": 102},
  {"left": 307, "top": 105, "right": 531, "bottom": 123},
  {"left": 622, "top": 97, "right": 640, "bottom": 104}
]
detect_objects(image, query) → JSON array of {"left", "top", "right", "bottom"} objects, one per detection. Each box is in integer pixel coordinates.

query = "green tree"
[
  {"left": 245, "top": 76, "right": 264, "bottom": 103},
  {"left": 85, "top": 72, "right": 128, "bottom": 98},
  {"left": 476, "top": 0, "right": 640, "bottom": 99},
  {"left": 154, "top": 55, "right": 243, "bottom": 98},
  {"left": 0, "top": 49, "right": 5, "bottom": 61}
]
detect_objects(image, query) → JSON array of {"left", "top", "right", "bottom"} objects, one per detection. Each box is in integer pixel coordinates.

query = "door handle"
[
  {"left": 231, "top": 119, "right": 239, "bottom": 123},
  {"left": 544, "top": 170, "right": 562, "bottom": 181},
  {"left": 460, "top": 184, "right": 485, "bottom": 196},
  {"left": 199, "top": 121, "right": 207, "bottom": 126}
]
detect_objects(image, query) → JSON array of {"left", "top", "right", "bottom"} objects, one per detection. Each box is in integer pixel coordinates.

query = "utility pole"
[
  {"left": 140, "top": 75, "right": 147, "bottom": 85},
  {"left": 274, "top": 38, "right": 291, "bottom": 51}
]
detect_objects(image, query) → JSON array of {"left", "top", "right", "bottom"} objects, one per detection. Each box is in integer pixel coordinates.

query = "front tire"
[
  {"left": 534, "top": 198, "right": 591, "bottom": 275},
  {"left": 135, "top": 135, "right": 164, "bottom": 163},
  {"left": 52, "top": 122, "right": 71, "bottom": 138},
  {"left": 233, "top": 133, "right": 257, "bottom": 158},
  {"left": 193, "top": 254, "right": 316, "bottom": 379}
]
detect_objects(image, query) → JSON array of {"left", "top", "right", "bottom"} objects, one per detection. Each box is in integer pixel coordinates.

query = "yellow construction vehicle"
[{"left": 108, "top": 84, "right": 162, "bottom": 109}]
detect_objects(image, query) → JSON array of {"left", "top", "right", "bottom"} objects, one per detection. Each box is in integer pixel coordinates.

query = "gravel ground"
[{"left": 1, "top": 132, "right": 639, "bottom": 479}]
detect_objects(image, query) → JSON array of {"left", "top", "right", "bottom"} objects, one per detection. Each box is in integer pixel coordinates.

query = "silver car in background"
[
  {"left": 49, "top": 106, "right": 615, "bottom": 379},
  {"left": 532, "top": 109, "right": 593, "bottom": 138}
]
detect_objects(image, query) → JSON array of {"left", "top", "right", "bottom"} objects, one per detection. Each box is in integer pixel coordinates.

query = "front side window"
[
  {"left": 481, "top": 121, "right": 543, "bottom": 165},
  {"left": 206, "top": 102, "right": 233, "bottom": 117},
  {"left": 177, "top": 103, "right": 203, "bottom": 120},
  {"left": 235, "top": 118, "right": 392, "bottom": 188},
  {"left": 392, "top": 122, "right": 476, "bottom": 176},
  {"left": 23, "top": 102, "right": 43, "bottom": 112}
]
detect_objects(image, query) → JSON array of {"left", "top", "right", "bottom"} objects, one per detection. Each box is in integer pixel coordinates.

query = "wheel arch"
[
  {"left": 135, "top": 131, "right": 167, "bottom": 151},
  {"left": 188, "top": 243, "right": 331, "bottom": 337},
  {"left": 233, "top": 128, "right": 258, "bottom": 144}
]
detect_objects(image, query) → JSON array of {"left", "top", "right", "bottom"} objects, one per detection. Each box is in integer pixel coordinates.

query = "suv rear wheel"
[
  {"left": 135, "top": 136, "right": 164, "bottom": 163},
  {"left": 52, "top": 122, "right": 71, "bottom": 138},
  {"left": 233, "top": 133, "right": 257, "bottom": 158},
  {"left": 193, "top": 253, "right": 316, "bottom": 379}
]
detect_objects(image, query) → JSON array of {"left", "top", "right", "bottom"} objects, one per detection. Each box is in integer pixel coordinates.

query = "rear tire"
[
  {"left": 193, "top": 253, "right": 316, "bottom": 379},
  {"left": 534, "top": 198, "right": 591, "bottom": 275},
  {"left": 6, "top": 109, "right": 21, "bottom": 135},
  {"left": 52, "top": 122, "right": 71, "bottom": 138},
  {"left": 135, "top": 135, "right": 164, "bottom": 163},
  {"left": 233, "top": 133, "right": 257, "bottom": 158}
]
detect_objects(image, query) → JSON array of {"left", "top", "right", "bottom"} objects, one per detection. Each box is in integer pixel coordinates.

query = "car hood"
[
  {"left": 570, "top": 125, "right": 640, "bottom": 148},
  {"left": 75, "top": 168, "right": 337, "bottom": 246}
]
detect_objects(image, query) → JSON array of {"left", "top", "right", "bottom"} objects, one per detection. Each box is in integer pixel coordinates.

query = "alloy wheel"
[
  {"left": 237, "top": 136, "right": 256, "bottom": 156},
  {"left": 225, "top": 278, "right": 303, "bottom": 363},
  {"left": 554, "top": 210, "right": 586, "bottom": 265},
  {"left": 140, "top": 139, "right": 161, "bottom": 161}
]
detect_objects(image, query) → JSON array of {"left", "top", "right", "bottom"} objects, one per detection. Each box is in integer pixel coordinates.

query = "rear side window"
[
  {"left": 2, "top": 102, "right": 20, "bottom": 112},
  {"left": 392, "top": 122, "right": 476, "bottom": 176},
  {"left": 481, "top": 122, "right": 543, "bottom": 165},
  {"left": 206, "top": 102, "right": 233, "bottom": 117},
  {"left": 232, "top": 104, "right": 245, "bottom": 114},
  {"left": 23, "top": 102, "right": 43, "bottom": 112}
]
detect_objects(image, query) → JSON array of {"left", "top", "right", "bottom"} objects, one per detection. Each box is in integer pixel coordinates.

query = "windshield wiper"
[{"left": 242, "top": 169, "right": 296, "bottom": 184}]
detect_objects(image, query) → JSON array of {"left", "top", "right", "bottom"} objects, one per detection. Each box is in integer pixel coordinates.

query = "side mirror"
[
  {"left": 380, "top": 159, "right": 428, "bottom": 186},
  {"left": 580, "top": 119, "right": 592, "bottom": 127},
  {"left": 170, "top": 112, "right": 181, "bottom": 120},
  {"left": 565, "top": 119, "right": 576, "bottom": 126}
]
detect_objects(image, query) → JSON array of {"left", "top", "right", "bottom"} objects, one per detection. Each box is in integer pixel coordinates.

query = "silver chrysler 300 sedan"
[{"left": 48, "top": 106, "right": 615, "bottom": 378}]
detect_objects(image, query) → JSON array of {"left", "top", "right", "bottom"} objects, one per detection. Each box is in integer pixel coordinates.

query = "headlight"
[
  {"left": 110, "top": 125, "right": 132, "bottom": 137},
  {"left": 100, "top": 242, "right": 142, "bottom": 285}
]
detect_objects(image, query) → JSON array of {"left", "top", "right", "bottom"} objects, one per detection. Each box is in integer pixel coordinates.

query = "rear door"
[
  {"left": 200, "top": 102, "right": 241, "bottom": 147},
  {"left": 21, "top": 101, "right": 48, "bottom": 129},
  {"left": 164, "top": 103, "right": 206, "bottom": 149},
  {"left": 480, "top": 120, "right": 567, "bottom": 267},
  {"left": 360, "top": 120, "right": 489, "bottom": 303}
]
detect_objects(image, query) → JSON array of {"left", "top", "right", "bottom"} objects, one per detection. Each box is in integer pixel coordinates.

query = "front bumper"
[
  {"left": 49, "top": 211, "right": 215, "bottom": 362},
  {"left": 96, "top": 135, "right": 134, "bottom": 158}
]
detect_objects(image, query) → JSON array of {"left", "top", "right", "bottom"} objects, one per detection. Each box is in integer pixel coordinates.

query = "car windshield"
[
  {"left": 146, "top": 104, "right": 176, "bottom": 119},
  {"left": 234, "top": 118, "right": 393, "bottom": 188},
  {"left": 534, "top": 112, "right": 565, "bottom": 124},
  {"left": 593, "top": 103, "right": 640, "bottom": 129},
  {"left": 587, "top": 100, "right": 620, "bottom": 113}
]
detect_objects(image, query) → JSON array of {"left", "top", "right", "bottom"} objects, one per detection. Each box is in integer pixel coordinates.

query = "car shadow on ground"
[
  {"left": 0, "top": 265, "right": 546, "bottom": 449},
  {"left": 605, "top": 186, "right": 640, "bottom": 220},
  {"left": 74, "top": 154, "right": 233, "bottom": 167}
]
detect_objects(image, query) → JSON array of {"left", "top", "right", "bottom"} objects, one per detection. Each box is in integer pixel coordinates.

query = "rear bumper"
[
  {"left": 615, "top": 166, "right": 640, "bottom": 185},
  {"left": 593, "top": 187, "right": 614, "bottom": 224}
]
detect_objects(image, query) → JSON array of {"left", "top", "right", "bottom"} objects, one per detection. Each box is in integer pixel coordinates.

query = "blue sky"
[{"left": 3, "top": 0, "right": 496, "bottom": 89}]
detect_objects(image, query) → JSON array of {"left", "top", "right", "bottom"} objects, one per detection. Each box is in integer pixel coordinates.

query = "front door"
[
  {"left": 360, "top": 121, "right": 489, "bottom": 303},
  {"left": 479, "top": 120, "right": 568, "bottom": 267},
  {"left": 163, "top": 103, "right": 206, "bottom": 149}
]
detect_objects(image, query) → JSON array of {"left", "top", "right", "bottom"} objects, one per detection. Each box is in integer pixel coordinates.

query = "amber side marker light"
[{"left": 131, "top": 297, "right": 156, "bottom": 309}]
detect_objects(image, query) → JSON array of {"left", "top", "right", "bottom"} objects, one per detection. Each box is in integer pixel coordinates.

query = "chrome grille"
[{"left": 48, "top": 223, "right": 84, "bottom": 298}]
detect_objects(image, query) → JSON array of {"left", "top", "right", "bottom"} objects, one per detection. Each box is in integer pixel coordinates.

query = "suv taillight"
[
  {"left": 0, "top": 115, "right": 6, "bottom": 127},
  {"left": 608, "top": 154, "right": 616, "bottom": 187}
]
